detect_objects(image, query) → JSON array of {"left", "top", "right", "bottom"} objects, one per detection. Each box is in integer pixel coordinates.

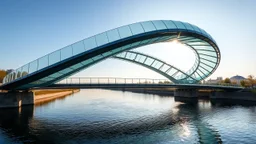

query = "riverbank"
[{"left": 33, "top": 89, "right": 80, "bottom": 104}]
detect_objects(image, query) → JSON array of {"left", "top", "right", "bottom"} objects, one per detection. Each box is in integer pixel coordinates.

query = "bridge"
[
  {"left": 42, "top": 77, "right": 243, "bottom": 91},
  {"left": 1, "top": 20, "right": 220, "bottom": 90},
  {"left": 1, "top": 20, "right": 243, "bottom": 108}
]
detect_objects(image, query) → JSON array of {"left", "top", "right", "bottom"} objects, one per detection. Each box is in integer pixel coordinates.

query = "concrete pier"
[
  {"left": 174, "top": 89, "right": 197, "bottom": 97},
  {"left": 174, "top": 89, "right": 198, "bottom": 103},
  {"left": 0, "top": 91, "right": 34, "bottom": 108}
]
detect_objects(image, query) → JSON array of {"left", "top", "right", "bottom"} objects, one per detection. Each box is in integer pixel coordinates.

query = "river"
[{"left": 0, "top": 89, "right": 256, "bottom": 144}]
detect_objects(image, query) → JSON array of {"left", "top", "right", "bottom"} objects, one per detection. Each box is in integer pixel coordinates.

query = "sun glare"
[{"left": 135, "top": 41, "right": 195, "bottom": 72}]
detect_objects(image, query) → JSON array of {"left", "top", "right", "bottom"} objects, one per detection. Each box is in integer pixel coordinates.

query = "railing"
[
  {"left": 56, "top": 77, "right": 243, "bottom": 88},
  {"left": 56, "top": 77, "right": 172, "bottom": 85}
]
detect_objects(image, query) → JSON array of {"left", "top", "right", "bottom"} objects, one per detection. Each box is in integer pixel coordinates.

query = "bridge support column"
[
  {"left": 174, "top": 89, "right": 198, "bottom": 103},
  {"left": 0, "top": 91, "right": 34, "bottom": 108}
]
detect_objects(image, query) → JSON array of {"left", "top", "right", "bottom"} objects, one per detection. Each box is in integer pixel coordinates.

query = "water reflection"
[{"left": 0, "top": 89, "right": 255, "bottom": 143}]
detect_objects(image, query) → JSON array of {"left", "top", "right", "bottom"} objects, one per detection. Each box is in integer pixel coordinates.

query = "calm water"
[{"left": 0, "top": 89, "right": 256, "bottom": 144}]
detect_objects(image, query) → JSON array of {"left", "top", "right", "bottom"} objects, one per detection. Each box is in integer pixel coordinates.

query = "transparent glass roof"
[{"left": 2, "top": 20, "right": 220, "bottom": 89}]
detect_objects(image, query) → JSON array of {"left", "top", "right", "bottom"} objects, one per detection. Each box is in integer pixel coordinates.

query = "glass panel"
[
  {"left": 16, "top": 68, "right": 22, "bottom": 79},
  {"left": 21, "top": 64, "right": 29, "bottom": 77},
  {"left": 128, "top": 53, "right": 136, "bottom": 60},
  {"left": 167, "top": 68, "right": 178, "bottom": 76},
  {"left": 160, "top": 64, "right": 170, "bottom": 72},
  {"left": 9, "top": 73, "right": 13, "bottom": 81},
  {"left": 147, "top": 37, "right": 161, "bottom": 44},
  {"left": 72, "top": 41, "right": 85, "bottom": 56},
  {"left": 183, "top": 22, "right": 194, "bottom": 31},
  {"left": 198, "top": 51, "right": 217, "bottom": 57},
  {"left": 163, "top": 20, "right": 177, "bottom": 29},
  {"left": 49, "top": 50, "right": 60, "bottom": 66},
  {"left": 115, "top": 52, "right": 125, "bottom": 58},
  {"left": 198, "top": 67, "right": 209, "bottom": 75},
  {"left": 39, "top": 76, "right": 54, "bottom": 82},
  {"left": 160, "top": 36, "right": 173, "bottom": 42},
  {"left": 173, "top": 21, "right": 186, "bottom": 30},
  {"left": 107, "top": 29, "right": 120, "bottom": 43},
  {"left": 61, "top": 45, "right": 72, "bottom": 60},
  {"left": 201, "top": 59, "right": 216, "bottom": 67},
  {"left": 125, "top": 52, "right": 132, "bottom": 58},
  {"left": 81, "top": 59, "right": 94, "bottom": 66},
  {"left": 129, "top": 23, "right": 144, "bottom": 35},
  {"left": 200, "top": 29, "right": 209, "bottom": 37},
  {"left": 83, "top": 36, "right": 97, "bottom": 51},
  {"left": 112, "top": 47, "right": 123, "bottom": 54},
  {"left": 92, "top": 55, "right": 103, "bottom": 61},
  {"left": 140, "top": 39, "right": 152, "bottom": 45},
  {"left": 48, "top": 72, "right": 63, "bottom": 78},
  {"left": 151, "top": 60, "right": 158, "bottom": 68},
  {"left": 200, "top": 62, "right": 213, "bottom": 70},
  {"left": 141, "top": 21, "right": 156, "bottom": 32},
  {"left": 153, "top": 61, "right": 163, "bottom": 69},
  {"left": 190, "top": 24, "right": 202, "bottom": 34},
  {"left": 29, "top": 60, "right": 38, "bottom": 74},
  {"left": 144, "top": 57, "right": 154, "bottom": 65},
  {"left": 118, "top": 25, "right": 132, "bottom": 38},
  {"left": 120, "top": 44, "right": 131, "bottom": 51},
  {"left": 70, "top": 63, "right": 84, "bottom": 70},
  {"left": 152, "top": 20, "right": 167, "bottom": 30},
  {"left": 95, "top": 32, "right": 109, "bottom": 47},
  {"left": 138, "top": 55, "right": 146, "bottom": 63},
  {"left": 200, "top": 54, "right": 217, "bottom": 62},
  {"left": 58, "top": 68, "right": 74, "bottom": 75},
  {"left": 130, "top": 41, "right": 141, "bottom": 48},
  {"left": 173, "top": 71, "right": 182, "bottom": 77},
  {"left": 38, "top": 55, "right": 49, "bottom": 70},
  {"left": 102, "top": 51, "right": 113, "bottom": 57},
  {"left": 188, "top": 41, "right": 210, "bottom": 46},
  {"left": 194, "top": 46, "right": 215, "bottom": 51}
]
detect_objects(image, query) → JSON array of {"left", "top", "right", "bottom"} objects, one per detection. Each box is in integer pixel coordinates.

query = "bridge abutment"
[{"left": 0, "top": 91, "right": 34, "bottom": 108}]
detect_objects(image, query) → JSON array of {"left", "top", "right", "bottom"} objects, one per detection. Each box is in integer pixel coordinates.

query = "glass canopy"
[{"left": 2, "top": 20, "right": 220, "bottom": 90}]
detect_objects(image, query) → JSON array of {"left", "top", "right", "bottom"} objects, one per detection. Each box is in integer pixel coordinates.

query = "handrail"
[{"left": 56, "top": 77, "right": 243, "bottom": 88}]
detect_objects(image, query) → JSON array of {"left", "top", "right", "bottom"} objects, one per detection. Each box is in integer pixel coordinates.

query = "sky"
[{"left": 0, "top": 0, "right": 255, "bottom": 80}]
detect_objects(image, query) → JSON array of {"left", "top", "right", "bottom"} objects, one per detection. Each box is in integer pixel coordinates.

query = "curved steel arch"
[
  {"left": 1, "top": 20, "right": 220, "bottom": 90},
  {"left": 113, "top": 51, "right": 198, "bottom": 84}
]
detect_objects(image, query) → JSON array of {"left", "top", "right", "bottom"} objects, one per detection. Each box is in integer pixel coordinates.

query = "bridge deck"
[{"left": 43, "top": 83, "right": 243, "bottom": 91}]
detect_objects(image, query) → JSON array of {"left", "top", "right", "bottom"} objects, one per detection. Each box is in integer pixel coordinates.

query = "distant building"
[
  {"left": 230, "top": 75, "right": 245, "bottom": 84},
  {"left": 206, "top": 77, "right": 223, "bottom": 84}
]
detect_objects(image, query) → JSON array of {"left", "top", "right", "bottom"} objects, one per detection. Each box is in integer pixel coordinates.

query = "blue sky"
[{"left": 0, "top": 0, "right": 255, "bottom": 80}]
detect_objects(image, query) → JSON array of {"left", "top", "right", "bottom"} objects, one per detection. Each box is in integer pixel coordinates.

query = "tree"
[
  {"left": 246, "top": 75, "right": 256, "bottom": 88},
  {"left": 240, "top": 80, "right": 246, "bottom": 87},
  {"left": 0, "top": 70, "right": 7, "bottom": 83},
  {"left": 224, "top": 78, "right": 231, "bottom": 84}
]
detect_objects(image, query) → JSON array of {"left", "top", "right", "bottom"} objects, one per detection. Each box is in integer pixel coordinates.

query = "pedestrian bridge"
[
  {"left": 1, "top": 20, "right": 220, "bottom": 90},
  {"left": 41, "top": 77, "right": 243, "bottom": 91}
]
